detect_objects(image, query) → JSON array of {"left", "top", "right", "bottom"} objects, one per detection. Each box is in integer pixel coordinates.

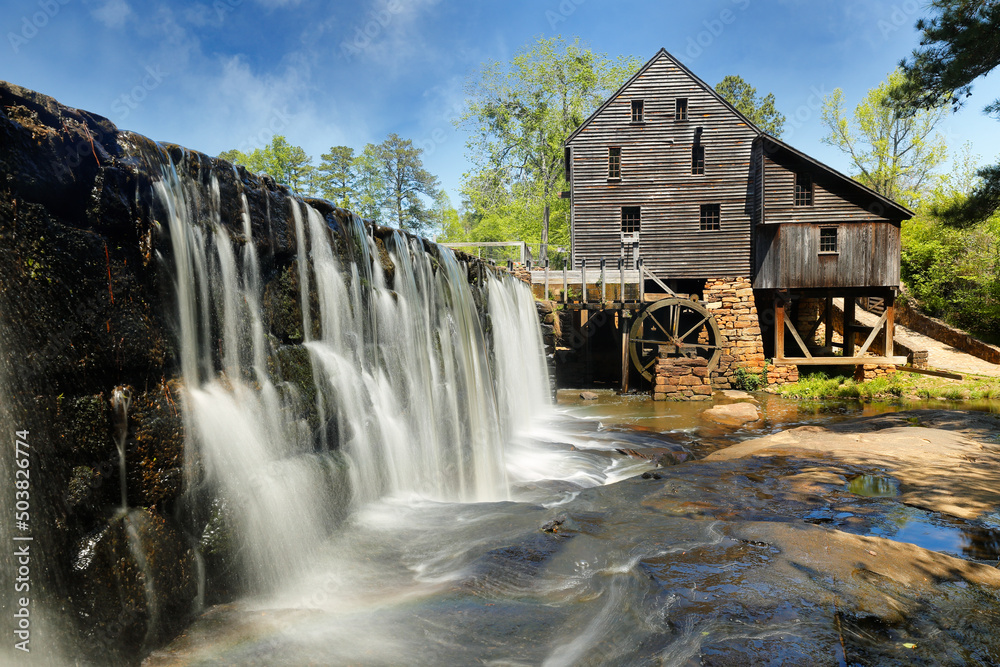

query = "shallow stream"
[{"left": 148, "top": 391, "right": 1000, "bottom": 666}]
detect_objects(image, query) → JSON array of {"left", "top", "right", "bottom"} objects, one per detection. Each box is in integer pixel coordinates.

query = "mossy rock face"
[
  {"left": 373, "top": 233, "right": 396, "bottom": 288},
  {"left": 128, "top": 381, "right": 185, "bottom": 507},
  {"left": 199, "top": 497, "right": 245, "bottom": 604},
  {"left": 261, "top": 262, "right": 304, "bottom": 343},
  {"left": 57, "top": 394, "right": 112, "bottom": 459},
  {"left": 70, "top": 509, "right": 197, "bottom": 664},
  {"left": 269, "top": 344, "right": 319, "bottom": 432}
]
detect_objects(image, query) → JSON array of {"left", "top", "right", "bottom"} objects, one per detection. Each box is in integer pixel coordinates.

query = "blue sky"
[{"left": 4, "top": 0, "right": 999, "bottom": 208}]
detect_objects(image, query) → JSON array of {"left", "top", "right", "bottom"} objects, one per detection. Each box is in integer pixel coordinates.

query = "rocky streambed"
[{"left": 146, "top": 404, "right": 1000, "bottom": 667}]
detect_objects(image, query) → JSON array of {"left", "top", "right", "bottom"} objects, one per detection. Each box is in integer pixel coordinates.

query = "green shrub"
[{"left": 733, "top": 365, "right": 767, "bottom": 392}]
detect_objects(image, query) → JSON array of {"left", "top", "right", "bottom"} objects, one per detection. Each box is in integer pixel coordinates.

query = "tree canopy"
[
  {"left": 820, "top": 69, "right": 948, "bottom": 207},
  {"left": 456, "top": 36, "right": 641, "bottom": 262},
  {"left": 218, "top": 134, "right": 444, "bottom": 235},
  {"left": 219, "top": 136, "right": 314, "bottom": 193},
  {"left": 896, "top": 0, "right": 1000, "bottom": 223},
  {"left": 714, "top": 75, "right": 786, "bottom": 137}
]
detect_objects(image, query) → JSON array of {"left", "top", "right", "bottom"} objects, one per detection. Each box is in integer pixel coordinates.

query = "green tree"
[
  {"left": 714, "top": 75, "right": 786, "bottom": 137},
  {"left": 374, "top": 133, "right": 440, "bottom": 235},
  {"left": 460, "top": 36, "right": 641, "bottom": 262},
  {"left": 432, "top": 192, "right": 465, "bottom": 242},
  {"left": 317, "top": 145, "right": 356, "bottom": 207},
  {"left": 821, "top": 69, "right": 948, "bottom": 206},
  {"left": 352, "top": 143, "right": 388, "bottom": 224},
  {"left": 217, "top": 136, "right": 315, "bottom": 195},
  {"left": 896, "top": 0, "right": 1000, "bottom": 223}
]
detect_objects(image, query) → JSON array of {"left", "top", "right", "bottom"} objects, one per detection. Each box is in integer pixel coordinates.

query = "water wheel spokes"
[{"left": 628, "top": 298, "right": 723, "bottom": 381}]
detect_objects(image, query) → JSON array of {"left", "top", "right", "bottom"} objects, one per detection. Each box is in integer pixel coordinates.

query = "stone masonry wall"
[
  {"left": 653, "top": 354, "right": 713, "bottom": 401},
  {"left": 701, "top": 278, "right": 800, "bottom": 389},
  {"left": 703, "top": 278, "right": 763, "bottom": 389}
]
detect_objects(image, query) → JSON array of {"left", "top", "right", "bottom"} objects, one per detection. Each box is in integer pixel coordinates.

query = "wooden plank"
[
  {"left": 895, "top": 365, "right": 963, "bottom": 380},
  {"left": 775, "top": 356, "right": 909, "bottom": 366},
  {"left": 783, "top": 309, "right": 813, "bottom": 358}
]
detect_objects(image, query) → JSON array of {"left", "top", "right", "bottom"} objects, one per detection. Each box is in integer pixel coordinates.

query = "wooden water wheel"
[{"left": 628, "top": 298, "right": 723, "bottom": 381}]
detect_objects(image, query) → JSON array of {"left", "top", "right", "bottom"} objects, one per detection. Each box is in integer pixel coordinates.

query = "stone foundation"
[
  {"left": 653, "top": 355, "right": 713, "bottom": 401},
  {"left": 704, "top": 277, "right": 765, "bottom": 390},
  {"left": 853, "top": 364, "right": 897, "bottom": 381}
]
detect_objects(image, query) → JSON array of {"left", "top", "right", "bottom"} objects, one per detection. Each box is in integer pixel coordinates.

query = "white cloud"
[{"left": 91, "top": 0, "right": 133, "bottom": 28}]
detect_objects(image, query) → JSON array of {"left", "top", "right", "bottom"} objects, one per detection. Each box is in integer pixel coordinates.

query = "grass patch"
[{"left": 777, "top": 370, "right": 1000, "bottom": 403}]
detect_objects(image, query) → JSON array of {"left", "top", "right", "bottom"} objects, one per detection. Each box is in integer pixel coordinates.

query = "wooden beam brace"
[
  {"left": 783, "top": 310, "right": 813, "bottom": 358},
  {"left": 855, "top": 310, "right": 889, "bottom": 357},
  {"left": 642, "top": 266, "right": 675, "bottom": 296}
]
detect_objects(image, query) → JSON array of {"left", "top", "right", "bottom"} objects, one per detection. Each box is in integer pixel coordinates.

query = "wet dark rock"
[
  {"left": 640, "top": 471, "right": 663, "bottom": 480},
  {"left": 0, "top": 78, "right": 523, "bottom": 665},
  {"left": 540, "top": 516, "right": 565, "bottom": 533},
  {"left": 71, "top": 509, "right": 197, "bottom": 665}
]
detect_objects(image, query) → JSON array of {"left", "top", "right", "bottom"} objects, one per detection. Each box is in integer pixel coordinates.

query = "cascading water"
[
  {"left": 148, "top": 149, "right": 551, "bottom": 596},
  {"left": 111, "top": 385, "right": 132, "bottom": 511}
]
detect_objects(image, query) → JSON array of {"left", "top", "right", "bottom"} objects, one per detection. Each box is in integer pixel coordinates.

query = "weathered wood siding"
[
  {"left": 566, "top": 52, "right": 758, "bottom": 279},
  {"left": 761, "top": 154, "right": 896, "bottom": 224},
  {"left": 753, "top": 222, "right": 900, "bottom": 290}
]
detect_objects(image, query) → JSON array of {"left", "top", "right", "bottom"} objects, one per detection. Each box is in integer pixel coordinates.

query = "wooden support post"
[
  {"left": 601, "top": 258, "right": 607, "bottom": 303},
  {"left": 619, "top": 258, "right": 625, "bottom": 304},
  {"left": 775, "top": 298, "right": 786, "bottom": 360},
  {"left": 844, "top": 297, "right": 856, "bottom": 358},
  {"left": 824, "top": 297, "right": 833, "bottom": 350},
  {"left": 581, "top": 259, "right": 587, "bottom": 304},
  {"left": 621, "top": 318, "right": 630, "bottom": 393},
  {"left": 562, "top": 264, "right": 568, "bottom": 304},
  {"left": 637, "top": 257, "right": 645, "bottom": 303},
  {"left": 544, "top": 260, "right": 550, "bottom": 301},
  {"left": 884, "top": 294, "right": 895, "bottom": 358}
]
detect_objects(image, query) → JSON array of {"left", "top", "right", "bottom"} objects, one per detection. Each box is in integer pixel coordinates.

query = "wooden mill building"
[{"left": 560, "top": 48, "right": 913, "bottom": 393}]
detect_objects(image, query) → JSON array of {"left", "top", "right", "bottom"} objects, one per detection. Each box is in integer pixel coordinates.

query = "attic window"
[
  {"left": 621, "top": 206, "right": 641, "bottom": 234},
  {"left": 631, "top": 100, "right": 644, "bottom": 123},
  {"left": 692, "top": 145, "right": 705, "bottom": 175},
  {"left": 820, "top": 227, "right": 838, "bottom": 253},
  {"left": 795, "top": 173, "right": 814, "bottom": 206},
  {"left": 675, "top": 98, "right": 689, "bottom": 121},
  {"left": 608, "top": 147, "right": 621, "bottom": 179},
  {"left": 700, "top": 204, "right": 721, "bottom": 231}
]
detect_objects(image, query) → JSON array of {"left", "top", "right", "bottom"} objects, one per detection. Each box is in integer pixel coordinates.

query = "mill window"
[
  {"left": 608, "top": 147, "right": 621, "bottom": 179},
  {"left": 692, "top": 145, "right": 705, "bottom": 175},
  {"left": 820, "top": 227, "right": 838, "bottom": 253},
  {"left": 675, "top": 98, "right": 689, "bottom": 121},
  {"left": 621, "top": 206, "right": 641, "bottom": 234},
  {"left": 700, "top": 204, "right": 721, "bottom": 231},
  {"left": 631, "top": 100, "right": 644, "bottom": 123},
  {"left": 795, "top": 173, "right": 814, "bottom": 206}
]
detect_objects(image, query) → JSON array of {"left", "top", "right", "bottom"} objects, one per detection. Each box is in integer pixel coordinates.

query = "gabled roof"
[
  {"left": 564, "top": 48, "right": 763, "bottom": 146},
  {"left": 756, "top": 134, "right": 915, "bottom": 220},
  {"left": 564, "top": 47, "right": 914, "bottom": 221}
]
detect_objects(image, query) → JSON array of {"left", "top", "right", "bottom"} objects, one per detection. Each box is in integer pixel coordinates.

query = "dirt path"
[{"left": 838, "top": 299, "right": 1000, "bottom": 377}]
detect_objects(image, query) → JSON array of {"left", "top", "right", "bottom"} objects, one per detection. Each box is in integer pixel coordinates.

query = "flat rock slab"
[
  {"left": 579, "top": 391, "right": 599, "bottom": 400},
  {"left": 720, "top": 389, "right": 757, "bottom": 401},
  {"left": 706, "top": 409, "right": 1000, "bottom": 519},
  {"left": 702, "top": 401, "right": 761, "bottom": 426}
]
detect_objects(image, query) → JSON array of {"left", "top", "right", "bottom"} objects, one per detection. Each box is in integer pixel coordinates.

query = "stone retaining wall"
[
  {"left": 653, "top": 355, "right": 713, "bottom": 401},
  {"left": 897, "top": 298, "right": 1000, "bottom": 364}
]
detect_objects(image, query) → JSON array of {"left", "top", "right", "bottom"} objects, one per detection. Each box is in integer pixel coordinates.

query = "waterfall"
[{"left": 149, "top": 150, "right": 551, "bottom": 591}]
